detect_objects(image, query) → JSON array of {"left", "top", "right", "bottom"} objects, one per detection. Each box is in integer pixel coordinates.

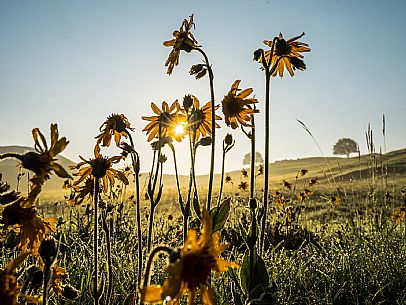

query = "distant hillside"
[{"left": 1, "top": 145, "right": 405, "bottom": 197}]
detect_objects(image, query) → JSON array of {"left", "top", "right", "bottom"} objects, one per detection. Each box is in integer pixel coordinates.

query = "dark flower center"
[
  {"left": 181, "top": 248, "right": 216, "bottom": 291},
  {"left": 224, "top": 99, "right": 242, "bottom": 116},
  {"left": 275, "top": 39, "right": 290, "bottom": 56},
  {"left": 91, "top": 157, "right": 110, "bottom": 178}
]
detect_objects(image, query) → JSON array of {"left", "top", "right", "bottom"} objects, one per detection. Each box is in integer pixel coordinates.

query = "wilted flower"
[
  {"left": 238, "top": 181, "right": 249, "bottom": 191},
  {"left": 257, "top": 164, "right": 264, "bottom": 176},
  {"left": 51, "top": 265, "right": 68, "bottom": 296},
  {"left": 330, "top": 196, "right": 341, "bottom": 205},
  {"left": 309, "top": 178, "right": 319, "bottom": 186},
  {"left": 141, "top": 209, "right": 239, "bottom": 304},
  {"left": 241, "top": 168, "right": 248, "bottom": 178},
  {"left": 283, "top": 180, "right": 292, "bottom": 190},
  {"left": 225, "top": 175, "right": 233, "bottom": 184},
  {"left": 1, "top": 196, "right": 56, "bottom": 254},
  {"left": 71, "top": 146, "right": 129, "bottom": 194},
  {"left": 163, "top": 14, "right": 199, "bottom": 75},
  {"left": 222, "top": 80, "right": 259, "bottom": 129},
  {"left": 262, "top": 32, "right": 310, "bottom": 77},
  {"left": 300, "top": 169, "right": 308, "bottom": 176},
  {"left": 142, "top": 101, "right": 186, "bottom": 142},
  {"left": 0, "top": 125, "right": 71, "bottom": 191},
  {"left": 96, "top": 114, "right": 133, "bottom": 148},
  {"left": 391, "top": 207, "right": 406, "bottom": 225}
]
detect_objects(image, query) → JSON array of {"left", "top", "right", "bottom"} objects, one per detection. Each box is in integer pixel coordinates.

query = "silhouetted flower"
[
  {"left": 141, "top": 209, "right": 239, "bottom": 304},
  {"left": 96, "top": 114, "right": 133, "bottom": 147},
  {"left": 222, "top": 80, "right": 259, "bottom": 129},
  {"left": 163, "top": 15, "right": 199, "bottom": 74},
  {"left": 263, "top": 32, "right": 310, "bottom": 77},
  {"left": 142, "top": 101, "right": 186, "bottom": 142}
]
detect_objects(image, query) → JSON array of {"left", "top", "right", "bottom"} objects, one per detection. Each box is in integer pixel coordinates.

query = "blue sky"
[{"left": 1, "top": 0, "right": 405, "bottom": 175}]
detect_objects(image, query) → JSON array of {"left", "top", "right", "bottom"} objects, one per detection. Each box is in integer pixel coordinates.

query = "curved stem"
[
  {"left": 140, "top": 245, "right": 173, "bottom": 305},
  {"left": 196, "top": 47, "right": 216, "bottom": 211},
  {"left": 0, "top": 153, "right": 23, "bottom": 161},
  {"left": 93, "top": 177, "right": 100, "bottom": 305}
]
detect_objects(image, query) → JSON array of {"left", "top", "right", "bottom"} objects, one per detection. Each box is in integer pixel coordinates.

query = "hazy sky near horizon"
[{"left": 1, "top": 0, "right": 405, "bottom": 175}]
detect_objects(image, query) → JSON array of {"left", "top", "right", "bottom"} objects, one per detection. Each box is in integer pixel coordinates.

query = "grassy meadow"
[{"left": 1, "top": 14, "right": 406, "bottom": 305}]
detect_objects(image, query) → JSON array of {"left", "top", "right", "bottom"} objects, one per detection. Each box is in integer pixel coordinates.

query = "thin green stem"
[
  {"left": 260, "top": 38, "right": 277, "bottom": 255},
  {"left": 250, "top": 113, "right": 256, "bottom": 200},
  {"left": 102, "top": 212, "right": 113, "bottom": 305},
  {"left": 217, "top": 145, "right": 226, "bottom": 207},
  {"left": 195, "top": 47, "right": 215, "bottom": 211},
  {"left": 170, "top": 145, "right": 184, "bottom": 212},
  {"left": 126, "top": 133, "right": 143, "bottom": 290},
  {"left": 92, "top": 177, "right": 100, "bottom": 305},
  {"left": 42, "top": 265, "right": 51, "bottom": 305}
]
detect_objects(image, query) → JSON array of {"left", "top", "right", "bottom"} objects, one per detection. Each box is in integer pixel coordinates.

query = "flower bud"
[
  {"left": 224, "top": 134, "right": 233, "bottom": 146},
  {"left": 39, "top": 236, "right": 58, "bottom": 267},
  {"left": 189, "top": 64, "right": 204, "bottom": 75},
  {"left": 199, "top": 137, "right": 212, "bottom": 147},
  {"left": 62, "top": 284, "right": 79, "bottom": 300},
  {"left": 183, "top": 95, "right": 194, "bottom": 110},
  {"left": 253, "top": 48, "right": 263, "bottom": 61}
]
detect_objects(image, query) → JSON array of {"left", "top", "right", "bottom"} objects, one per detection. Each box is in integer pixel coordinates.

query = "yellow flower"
[
  {"left": 163, "top": 15, "right": 199, "bottom": 75},
  {"left": 221, "top": 80, "right": 259, "bottom": 129},
  {"left": 0, "top": 252, "right": 31, "bottom": 305},
  {"left": 238, "top": 181, "right": 249, "bottom": 191},
  {"left": 391, "top": 207, "right": 406, "bottom": 225},
  {"left": 71, "top": 146, "right": 129, "bottom": 194},
  {"left": 187, "top": 95, "right": 221, "bottom": 140},
  {"left": 142, "top": 209, "right": 239, "bottom": 304},
  {"left": 51, "top": 265, "right": 68, "bottom": 296},
  {"left": 142, "top": 101, "right": 187, "bottom": 142},
  {"left": 263, "top": 32, "right": 310, "bottom": 77},
  {"left": 69, "top": 178, "right": 94, "bottom": 205},
  {"left": 96, "top": 114, "right": 134, "bottom": 147},
  {"left": 0, "top": 124, "right": 71, "bottom": 198},
  {"left": 1, "top": 197, "right": 56, "bottom": 254}
]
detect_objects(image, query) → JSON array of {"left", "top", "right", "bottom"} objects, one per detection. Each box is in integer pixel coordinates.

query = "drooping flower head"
[
  {"left": 1, "top": 193, "right": 56, "bottom": 254},
  {"left": 96, "top": 114, "right": 134, "bottom": 147},
  {"left": 263, "top": 32, "right": 310, "bottom": 77},
  {"left": 71, "top": 146, "right": 129, "bottom": 194},
  {"left": 142, "top": 101, "right": 186, "bottom": 142},
  {"left": 142, "top": 209, "right": 239, "bottom": 304},
  {"left": 163, "top": 14, "right": 200, "bottom": 74},
  {"left": 222, "top": 80, "right": 259, "bottom": 129},
  {"left": 0, "top": 124, "right": 72, "bottom": 188},
  {"left": 186, "top": 95, "right": 221, "bottom": 140}
]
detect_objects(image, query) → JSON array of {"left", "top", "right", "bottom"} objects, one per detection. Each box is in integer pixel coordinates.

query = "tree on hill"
[
  {"left": 333, "top": 138, "right": 358, "bottom": 158},
  {"left": 243, "top": 151, "right": 264, "bottom": 165}
]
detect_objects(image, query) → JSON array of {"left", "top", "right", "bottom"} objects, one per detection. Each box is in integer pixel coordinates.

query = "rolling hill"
[{"left": 1, "top": 145, "right": 405, "bottom": 198}]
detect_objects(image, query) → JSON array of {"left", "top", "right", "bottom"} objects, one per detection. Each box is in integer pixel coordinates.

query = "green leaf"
[
  {"left": 246, "top": 213, "right": 258, "bottom": 249},
  {"left": 192, "top": 193, "right": 201, "bottom": 220},
  {"left": 210, "top": 197, "right": 231, "bottom": 232},
  {"left": 240, "top": 249, "right": 269, "bottom": 295}
]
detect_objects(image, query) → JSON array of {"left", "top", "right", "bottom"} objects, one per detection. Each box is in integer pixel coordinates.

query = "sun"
[{"left": 174, "top": 123, "right": 185, "bottom": 136}]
